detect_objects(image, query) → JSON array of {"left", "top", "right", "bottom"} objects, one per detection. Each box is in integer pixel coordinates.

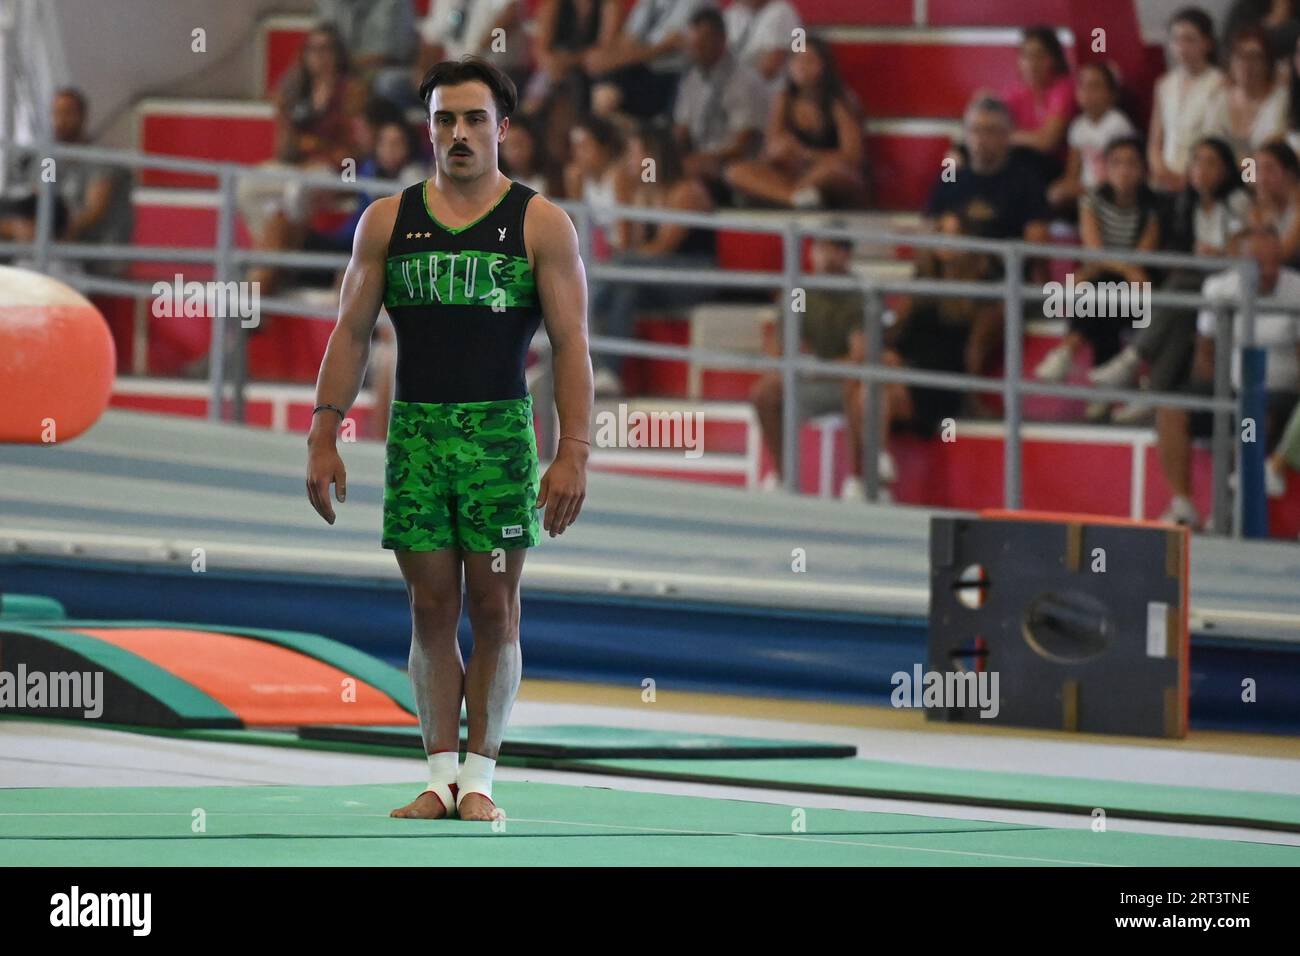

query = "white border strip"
[
  {"left": 137, "top": 98, "right": 276, "bottom": 119},
  {"left": 866, "top": 118, "right": 961, "bottom": 137},
  {"left": 132, "top": 188, "right": 218, "bottom": 208},
  {"left": 819, "top": 26, "right": 1073, "bottom": 46}
]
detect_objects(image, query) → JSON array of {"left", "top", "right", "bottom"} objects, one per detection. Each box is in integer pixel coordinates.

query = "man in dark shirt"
[{"left": 924, "top": 95, "right": 1051, "bottom": 245}]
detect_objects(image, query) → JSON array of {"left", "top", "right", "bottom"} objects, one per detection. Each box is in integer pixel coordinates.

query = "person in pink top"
[{"left": 1003, "top": 25, "right": 1076, "bottom": 181}]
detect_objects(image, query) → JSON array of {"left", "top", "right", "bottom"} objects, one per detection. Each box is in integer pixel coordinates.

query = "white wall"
[
  {"left": 1136, "top": 0, "right": 1236, "bottom": 44},
  {"left": 46, "top": 0, "right": 313, "bottom": 146}
]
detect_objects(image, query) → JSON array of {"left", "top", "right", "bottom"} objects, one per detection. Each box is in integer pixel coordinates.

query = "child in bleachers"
[
  {"left": 1251, "top": 137, "right": 1300, "bottom": 262},
  {"left": 1089, "top": 136, "right": 1251, "bottom": 421},
  {"left": 1004, "top": 25, "right": 1076, "bottom": 182},
  {"left": 1205, "top": 26, "right": 1289, "bottom": 166},
  {"left": 1035, "top": 136, "right": 1161, "bottom": 417},
  {"left": 723, "top": 37, "right": 866, "bottom": 209},
  {"left": 1047, "top": 62, "right": 1135, "bottom": 211},
  {"left": 1148, "top": 7, "right": 1225, "bottom": 192}
]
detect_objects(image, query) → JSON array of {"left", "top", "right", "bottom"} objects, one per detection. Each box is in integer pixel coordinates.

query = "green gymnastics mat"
[
  {"left": 539, "top": 757, "right": 1300, "bottom": 833},
  {"left": 1, "top": 780, "right": 1295, "bottom": 867},
  {"left": 0, "top": 594, "right": 65, "bottom": 621},
  {"left": 298, "top": 723, "right": 857, "bottom": 759}
]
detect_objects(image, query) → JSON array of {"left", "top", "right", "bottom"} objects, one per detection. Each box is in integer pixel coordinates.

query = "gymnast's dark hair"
[{"left": 419, "top": 56, "right": 518, "bottom": 121}]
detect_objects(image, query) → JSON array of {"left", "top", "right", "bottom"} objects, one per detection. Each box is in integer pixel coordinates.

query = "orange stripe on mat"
[{"left": 75, "top": 627, "right": 417, "bottom": 727}]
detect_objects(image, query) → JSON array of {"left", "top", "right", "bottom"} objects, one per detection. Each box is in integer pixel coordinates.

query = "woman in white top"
[
  {"left": 1149, "top": 8, "right": 1226, "bottom": 191},
  {"left": 1205, "top": 26, "right": 1290, "bottom": 164}
]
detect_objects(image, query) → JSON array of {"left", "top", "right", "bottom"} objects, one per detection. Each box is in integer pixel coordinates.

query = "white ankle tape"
[
  {"left": 423, "top": 751, "right": 459, "bottom": 811},
  {"left": 456, "top": 752, "right": 496, "bottom": 807}
]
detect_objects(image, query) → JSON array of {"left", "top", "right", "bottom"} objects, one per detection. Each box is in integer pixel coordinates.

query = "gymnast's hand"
[
  {"left": 537, "top": 438, "right": 587, "bottom": 537},
  {"left": 305, "top": 437, "right": 347, "bottom": 525}
]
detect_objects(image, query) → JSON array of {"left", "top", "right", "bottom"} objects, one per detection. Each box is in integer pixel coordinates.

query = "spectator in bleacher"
[
  {"left": 1004, "top": 25, "right": 1076, "bottom": 182},
  {"left": 1154, "top": 222, "right": 1300, "bottom": 526},
  {"left": 500, "top": 113, "right": 552, "bottom": 194},
  {"left": 723, "top": 0, "right": 801, "bottom": 92},
  {"left": 1089, "top": 136, "right": 1251, "bottom": 422},
  {"left": 524, "top": 0, "right": 622, "bottom": 170},
  {"left": 925, "top": 95, "right": 1050, "bottom": 245},
  {"left": 752, "top": 233, "right": 863, "bottom": 492},
  {"left": 1221, "top": 0, "right": 1300, "bottom": 72},
  {"left": 1047, "top": 62, "right": 1136, "bottom": 211},
  {"left": 249, "top": 114, "right": 425, "bottom": 295},
  {"left": 315, "top": 0, "right": 418, "bottom": 108},
  {"left": 587, "top": 122, "right": 715, "bottom": 396},
  {"left": 1205, "top": 26, "right": 1289, "bottom": 165},
  {"left": 1285, "top": 32, "right": 1300, "bottom": 151},
  {"left": 562, "top": 114, "right": 624, "bottom": 216},
  {"left": 416, "top": 0, "right": 530, "bottom": 94},
  {"left": 584, "top": 0, "right": 707, "bottom": 121},
  {"left": 723, "top": 37, "right": 867, "bottom": 209},
  {"left": 237, "top": 24, "right": 364, "bottom": 253},
  {"left": 1035, "top": 136, "right": 1160, "bottom": 410},
  {"left": 673, "top": 7, "right": 769, "bottom": 199},
  {"left": 1267, "top": 398, "right": 1300, "bottom": 498},
  {"left": 1149, "top": 7, "right": 1225, "bottom": 192},
  {"left": 1250, "top": 137, "right": 1300, "bottom": 261},
  {"left": 0, "top": 88, "right": 133, "bottom": 276},
  {"left": 841, "top": 210, "right": 1006, "bottom": 501}
]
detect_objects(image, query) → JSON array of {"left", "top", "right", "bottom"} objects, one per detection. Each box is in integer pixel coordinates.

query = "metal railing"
[{"left": 0, "top": 140, "right": 1286, "bottom": 537}]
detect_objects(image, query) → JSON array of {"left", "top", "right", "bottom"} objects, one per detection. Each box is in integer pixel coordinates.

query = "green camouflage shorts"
[{"left": 381, "top": 395, "right": 540, "bottom": 552}]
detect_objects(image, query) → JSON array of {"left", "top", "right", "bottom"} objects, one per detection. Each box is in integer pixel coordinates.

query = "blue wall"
[{"left": 3, "top": 556, "right": 1297, "bottom": 734}]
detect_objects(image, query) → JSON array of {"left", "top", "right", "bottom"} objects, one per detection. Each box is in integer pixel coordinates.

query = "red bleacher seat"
[
  {"left": 791, "top": 0, "right": 912, "bottom": 26},
  {"left": 832, "top": 39, "right": 1034, "bottom": 120},
  {"left": 865, "top": 126, "right": 953, "bottom": 211},
  {"left": 928, "top": 0, "right": 1070, "bottom": 27},
  {"left": 264, "top": 25, "right": 308, "bottom": 98},
  {"left": 139, "top": 103, "right": 276, "bottom": 188}
]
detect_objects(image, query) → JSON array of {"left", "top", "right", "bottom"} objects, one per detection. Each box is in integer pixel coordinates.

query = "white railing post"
[
  {"left": 208, "top": 165, "right": 236, "bottom": 421},
  {"left": 779, "top": 221, "right": 801, "bottom": 491}
]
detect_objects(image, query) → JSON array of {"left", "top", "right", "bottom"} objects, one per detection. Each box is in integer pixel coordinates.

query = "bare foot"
[
  {"left": 458, "top": 792, "right": 502, "bottom": 822},
  {"left": 390, "top": 789, "right": 455, "bottom": 819}
]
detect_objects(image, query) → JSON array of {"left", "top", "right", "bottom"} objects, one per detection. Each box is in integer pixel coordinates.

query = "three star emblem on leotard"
[{"left": 404, "top": 232, "right": 433, "bottom": 239}]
